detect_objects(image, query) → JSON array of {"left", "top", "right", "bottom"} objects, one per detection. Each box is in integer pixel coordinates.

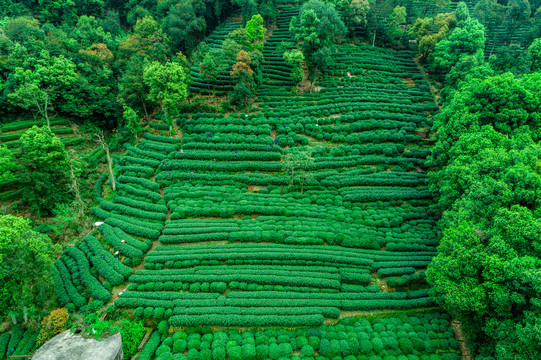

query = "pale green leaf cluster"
[{"left": 143, "top": 61, "right": 188, "bottom": 122}]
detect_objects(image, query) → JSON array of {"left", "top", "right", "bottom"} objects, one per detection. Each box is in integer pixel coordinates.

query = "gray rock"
[{"left": 32, "top": 330, "right": 123, "bottom": 360}]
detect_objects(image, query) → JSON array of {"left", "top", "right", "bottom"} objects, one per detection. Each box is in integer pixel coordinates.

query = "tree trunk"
[
  {"left": 139, "top": 94, "right": 150, "bottom": 121},
  {"left": 68, "top": 155, "right": 83, "bottom": 210},
  {"left": 95, "top": 131, "right": 116, "bottom": 192},
  {"left": 159, "top": 100, "right": 173, "bottom": 132},
  {"left": 44, "top": 94, "right": 50, "bottom": 129},
  {"left": 104, "top": 145, "right": 116, "bottom": 192},
  {"left": 34, "top": 92, "right": 50, "bottom": 129},
  {"left": 371, "top": 0, "right": 380, "bottom": 47}
]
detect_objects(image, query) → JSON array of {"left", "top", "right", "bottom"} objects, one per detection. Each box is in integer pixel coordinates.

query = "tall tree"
[
  {"left": 74, "top": 15, "right": 113, "bottom": 49},
  {"left": 143, "top": 60, "right": 189, "bottom": 125},
  {"left": 248, "top": 48, "right": 264, "bottom": 86},
  {"left": 258, "top": 0, "right": 278, "bottom": 25},
  {"left": 19, "top": 126, "right": 71, "bottom": 215},
  {"left": 301, "top": 0, "right": 346, "bottom": 42},
  {"left": 118, "top": 58, "right": 153, "bottom": 120},
  {"left": 427, "top": 127, "right": 541, "bottom": 358},
  {"left": 290, "top": 9, "right": 322, "bottom": 91},
  {"left": 341, "top": 0, "right": 370, "bottom": 36},
  {"left": 290, "top": 0, "right": 345, "bottom": 91},
  {"left": 367, "top": 0, "right": 395, "bottom": 46},
  {"left": 489, "top": 43, "right": 530, "bottom": 75},
  {"left": 119, "top": 16, "right": 171, "bottom": 62},
  {"left": 454, "top": 0, "right": 471, "bottom": 24},
  {"left": 229, "top": 50, "right": 254, "bottom": 107},
  {"left": 227, "top": 13, "right": 267, "bottom": 53},
  {"left": 530, "top": 6, "right": 541, "bottom": 41},
  {"left": 408, "top": 12, "right": 455, "bottom": 58},
  {"left": 37, "top": 0, "right": 76, "bottom": 24},
  {"left": 426, "top": 69, "right": 541, "bottom": 358},
  {"left": 429, "top": 72, "right": 541, "bottom": 172},
  {"left": 386, "top": 5, "right": 406, "bottom": 46},
  {"left": 507, "top": 0, "right": 531, "bottom": 24},
  {"left": 232, "top": 0, "right": 258, "bottom": 24},
  {"left": 161, "top": 0, "right": 207, "bottom": 53},
  {"left": 245, "top": 14, "right": 266, "bottom": 51},
  {"left": 414, "top": 0, "right": 450, "bottom": 18},
  {"left": 95, "top": 130, "right": 116, "bottom": 192},
  {"left": 473, "top": 0, "right": 505, "bottom": 36},
  {"left": 199, "top": 52, "right": 219, "bottom": 90},
  {"left": 443, "top": 51, "right": 493, "bottom": 97},
  {"left": 0, "top": 215, "right": 60, "bottom": 319},
  {"left": 501, "top": 0, "right": 531, "bottom": 44},
  {"left": 7, "top": 51, "right": 78, "bottom": 128},
  {"left": 283, "top": 49, "right": 305, "bottom": 88},
  {"left": 432, "top": 5, "right": 486, "bottom": 74},
  {"left": 122, "top": 106, "right": 145, "bottom": 140},
  {"left": 527, "top": 37, "right": 541, "bottom": 71}
]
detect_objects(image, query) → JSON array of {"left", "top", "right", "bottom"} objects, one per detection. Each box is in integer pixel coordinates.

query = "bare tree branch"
[{"left": 94, "top": 131, "right": 116, "bottom": 192}]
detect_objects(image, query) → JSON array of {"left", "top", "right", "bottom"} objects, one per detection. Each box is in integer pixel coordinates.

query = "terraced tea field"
[{"left": 52, "top": 37, "right": 460, "bottom": 359}]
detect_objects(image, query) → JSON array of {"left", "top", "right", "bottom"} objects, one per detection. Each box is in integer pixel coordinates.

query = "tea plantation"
[
  {"left": 42, "top": 31, "right": 464, "bottom": 358},
  {"left": 2, "top": 0, "right": 540, "bottom": 357}
]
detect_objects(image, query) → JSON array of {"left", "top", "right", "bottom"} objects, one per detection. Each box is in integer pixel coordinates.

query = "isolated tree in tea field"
[
  {"left": 245, "top": 14, "right": 266, "bottom": 51},
  {"left": 283, "top": 49, "right": 305, "bottom": 87},
  {"left": 123, "top": 105, "right": 145, "bottom": 140},
  {"left": 283, "top": 147, "right": 314, "bottom": 193},
  {"left": 229, "top": 50, "right": 254, "bottom": 107},
  {"left": 199, "top": 52, "right": 219, "bottom": 90}
]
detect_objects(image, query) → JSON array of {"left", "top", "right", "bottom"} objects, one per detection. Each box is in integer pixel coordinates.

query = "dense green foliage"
[
  {"left": 18, "top": 126, "right": 73, "bottom": 215},
  {"left": 289, "top": 0, "right": 346, "bottom": 89},
  {"left": 427, "top": 73, "right": 541, "bottom": 359},
  {"left": 0, "top": 215, "right": 60, "bottom": 319},
  {"left": 79, "top": 314, "right": 145, "bottom": 358},
  {"left": 421, "top": 2, "right": 541, "bottom": 359}
]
